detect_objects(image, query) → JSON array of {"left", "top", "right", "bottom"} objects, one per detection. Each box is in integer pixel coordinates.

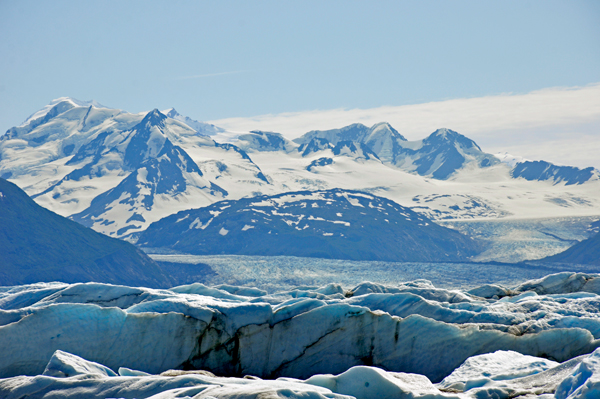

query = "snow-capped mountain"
[
  {"left": 294, "top": 124, "right": 499, "bottom": 180},
  {"left": 1, "top": 98, "right": 599, "bottom": 239},
  {"left": 67, "top": 110, "right": 228, "bottom": 236},
  {"left": 295, "top": 122, "right": 407, "bottom": 151},
  {"left": 162, "top": 108, "right": 224, "bottom": 136},
  {"left": 235, "top": 130, "right": 297, "bottom": 152},
  {"left": 0, "top": 99, "right": 267, "bottom": 236},
  {"left": 19, "top": 107, "right": 230, "bottom": 236}
]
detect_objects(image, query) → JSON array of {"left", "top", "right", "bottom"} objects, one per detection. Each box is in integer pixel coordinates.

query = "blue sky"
[{"left": 1, "top": 1, "right": 599, "bottom": 165}]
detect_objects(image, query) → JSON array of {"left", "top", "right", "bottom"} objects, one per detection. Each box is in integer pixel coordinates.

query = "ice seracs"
[
  {"left": 2, "top": 272, "right": 600, "bottom": 383},
  {"left": 3, "top": 273, "right": 600, "bottom": 398}
]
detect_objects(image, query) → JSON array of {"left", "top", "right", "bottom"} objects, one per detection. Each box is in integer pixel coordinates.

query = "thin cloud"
[
  {"left": 173, "top": 70, "right": 247, "bottom": 80},
  {"left": 210, "top": 83, "right": 600, "bottom": 168}
]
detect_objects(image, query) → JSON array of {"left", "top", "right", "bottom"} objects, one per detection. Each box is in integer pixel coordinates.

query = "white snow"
[
  {"left": 494, "top": 152, "right": 532, "bottom": 167},
  {"left": 190, "top": 217, "right": 213, "bottom": 230}
]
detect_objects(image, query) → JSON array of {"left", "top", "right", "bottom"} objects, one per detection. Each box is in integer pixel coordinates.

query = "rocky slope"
[{"left": 137, "top": 189, "right": 482, "bottom": 262}]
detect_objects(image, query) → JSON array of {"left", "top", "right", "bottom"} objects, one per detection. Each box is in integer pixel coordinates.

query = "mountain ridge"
[
  {"left": 137, "top": 188, "right": 483, "bottom": 262},
  {"left": 1, "top": 98, "right": 598, "bottom": 239}
]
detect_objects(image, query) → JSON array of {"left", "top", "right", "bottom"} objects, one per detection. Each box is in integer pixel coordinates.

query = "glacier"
[{"left": 2, "top": 272, "right": 600, "bottom": 398}]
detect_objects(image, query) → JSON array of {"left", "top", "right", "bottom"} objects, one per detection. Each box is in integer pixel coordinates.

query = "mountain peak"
[
  {"left": 160, "top": 109, "right": 224, "bottom": 136},
  {"left": 368, "top": 121, "right": 407, "bottom": 141},
  {"left": 426, "top": 128, "right": 480, "bottom": 150},
  {"left": 141, "top": 109, "right": 167, "bottom": 126},
  {"left": 48, "top": 97, "right": 105, "bottom": 108},
  {"left": 163, "top": 108, "right": 178, "bottom": 118},
  {"left": 18, "top": 97, "right": 107, "bottom": 129},
  {"left": 370, "top": 121, "right": 393, "bottom": 129},
  {"left": 430, "top": 128, "right": 457, "bottom": 138},
  {"left": 237, "top": 130, "right": 295, "bottom": 152}
]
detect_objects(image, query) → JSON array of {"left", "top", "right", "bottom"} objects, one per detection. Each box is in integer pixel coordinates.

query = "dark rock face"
[
  {"left": 331, "top": 141, "right": 380, "bottom": 160},
  {"left": 299, "top": 138, "right": 333, "bottom": 156},
  {"left": 542, "top": 231, "right": 600, "bottom": 265},
  {"left": 511, "top": 160, "right": 595, "bottom": 185},
  {"left": 138, "top": 189, "right": 482, "bottom": 262},
  {"left": 0, "top": 178, "right": 171, "bottom": 287},
  {"left": 306, "top": 157, "right": 333, "bottom": 171}
]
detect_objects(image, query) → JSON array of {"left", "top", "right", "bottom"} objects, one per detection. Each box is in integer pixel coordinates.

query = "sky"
[{"left": 1, "top": 1, "right": 599, "bottom": 167}]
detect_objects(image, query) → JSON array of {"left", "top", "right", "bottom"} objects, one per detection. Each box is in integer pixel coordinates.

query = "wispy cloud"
[
  {"left": 173, "top": 70, "right": 247, "bottom": 80},
  {"left": 210, "top": 83, "right": 600, "bottom": 168}
]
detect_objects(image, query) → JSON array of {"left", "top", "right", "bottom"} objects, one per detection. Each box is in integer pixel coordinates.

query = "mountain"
[
  {"left": 294, "top": 122, "right": 407, "bottom": 164},
  {"left": 235, "top": 130, "right": 297, "bottom": 152},
  {"left": 294, "top": 125, "right": 499, "bottom": 180},
  {"left": 511, "top": 160, "right": 598, "bottom": 186},
  {"left": 2, "top": 98, "right": 599, "bottom": 241},
  {"left": 3, "top": 98, "right": 107, "bottom": 145},
  {"left": 29, "top": 108, "right": 227, "bottom": 236},
  {"left": 295, "top": 122, "right": 407, "bottom": 149},
  {"left": 298, "top": 137, "right": 333, "bottom": 156},
  {"left": 0, "top": 177, "right": 170, "bottom": 287},
  {"left": 163, "top": 108, "right": 224, "bottom": 136},
  {"left": 541, "top": 231, "right": 600, "bottom": 265},
  {"left": 137, "top": 189, "right": 482, "bottom": 262},
  {"left": 0, "top": 100, "right": 271, "bottom": 237},
  {"left": 399, "top": 128, "right": 501, "bottom": 179}
]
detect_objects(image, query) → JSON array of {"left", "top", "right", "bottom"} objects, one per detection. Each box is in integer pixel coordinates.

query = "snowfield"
[{"left": 2, "top": 272, "right": 600, "bottom": 398}]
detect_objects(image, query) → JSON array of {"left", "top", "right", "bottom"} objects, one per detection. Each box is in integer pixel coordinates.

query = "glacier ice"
[
  {"left": 2, "top": 272, "right": 600, "bottom": 398},
  {"left": 42, "top": 349, "right": 117, "bottom": 378},
  {"left": 4, "top": 349, "right": 600, "bottom": 398}
]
